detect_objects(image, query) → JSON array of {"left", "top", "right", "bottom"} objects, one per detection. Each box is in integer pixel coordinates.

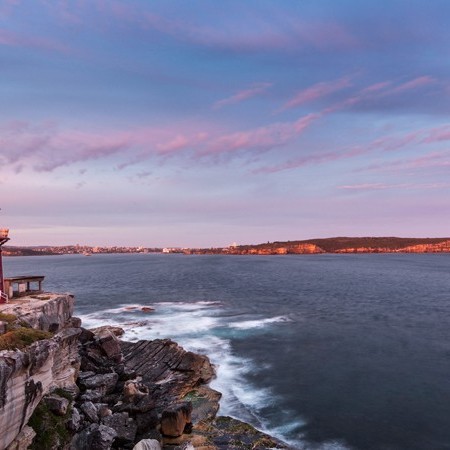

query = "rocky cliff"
[
  {"left": 0, "top": 294, "right": 81, "bottom": 449},
  {"left": 0, "top": 295, "right": 289, "bottom": 450}
]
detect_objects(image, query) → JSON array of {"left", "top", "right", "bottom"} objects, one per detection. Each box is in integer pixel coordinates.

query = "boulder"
[
  {"left": 133, "top": 439, "right": 162, "bottom": 450},
  {"left": 90, "top": 325, "right": 125, "bottom": 337},
  {"left": 79, "top": 372, "right": 119, "bottom": 394},
  {"left": 102, "top": 412, "right": 137, "bottom": 444},
  {"left": 71, "top": 423, "right": 117, "bottom": 450},
  {"left": 44, "top": 394, "right": 70, "bottom": 416},
  {"left": 160, "top": 402, "right": 193, "bottom": 438},
  {"left": 80, "top": 401, "right": 99, "bottom": 423},
  {"left": 135, "top": 409, "right": 159, "bottom": 435},
  {"left": 66, "top": 407, "right": 82, "bottom": 432},
  {"left": 96, "top": 329, "right": 123, "bottom": 363}
]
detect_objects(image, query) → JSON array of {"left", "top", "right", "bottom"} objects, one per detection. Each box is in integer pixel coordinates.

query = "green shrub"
[
  {"left": 0, "top": 313, "right": 17, "bottom": 324},
  {"left": 0, "top": 328, "right": 52, "bottom": 351},
  {"left": 28, "top": 399, "right": 71, "bottom": 449}
]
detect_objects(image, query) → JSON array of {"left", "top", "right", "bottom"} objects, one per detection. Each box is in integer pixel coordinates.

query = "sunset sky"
[{"left": 1, "top": 0, "right": 449, "bottom": 247}]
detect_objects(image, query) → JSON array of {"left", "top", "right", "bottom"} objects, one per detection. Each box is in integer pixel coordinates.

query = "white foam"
[
  {"left": 228, "top": 315, "right": 292, "bottom": 330},
  {"left": 77, "top": 301, "right": 347, "bottom": 450}
]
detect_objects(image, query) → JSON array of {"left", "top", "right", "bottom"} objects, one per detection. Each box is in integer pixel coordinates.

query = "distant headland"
[{"left": 4, "top": 237, "right": 450, "bottom": 256}]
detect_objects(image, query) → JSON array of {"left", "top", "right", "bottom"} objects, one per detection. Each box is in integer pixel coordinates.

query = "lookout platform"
[{"left": 4, "top": 276, "right": 45, "bottom": 299}]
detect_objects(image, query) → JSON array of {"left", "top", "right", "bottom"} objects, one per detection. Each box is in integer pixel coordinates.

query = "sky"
[{"left": 0, "top": 0, "right": 449, "bottom": 247}]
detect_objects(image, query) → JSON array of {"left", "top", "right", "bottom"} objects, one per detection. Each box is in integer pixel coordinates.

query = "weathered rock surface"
[
  {"left": 160, "top": 402, "right": 193, "bottom": 437},
  {"left": 121, "top": 339, "right": 215, "bottom": 408},
  {"left": 70, "top": 423, "right": 117, "bottom": 450},
  {"left": 0, "top": 324, "right": 81, "bottom": 449},
  {"left": 5, "top": 425, "right": 36, "bottom": 450},
  {"left": 0, "top": 294, "right": 75, "bottom": 332}
]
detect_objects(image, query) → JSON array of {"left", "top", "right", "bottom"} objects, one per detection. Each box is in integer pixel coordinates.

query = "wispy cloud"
[
  {"left": 213, "top": 82, "right": 272, "bottom": 110},
  {"left": 0, "top": 114, "right": 320, "bottom": 172},
  {"left": 203, "top": 113, "right": 320, "bottom": 157},
  {"left": 388, "top": 76, "right": 436, "bottom": 95},
  {"left": 338, "top": 182, "right": 450, "bottom": 191},
  {"left": 280, "top": 76, "right": 352, "bottom": 111}
]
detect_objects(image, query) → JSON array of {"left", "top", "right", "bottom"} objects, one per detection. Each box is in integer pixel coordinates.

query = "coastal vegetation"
[{"left": 0, "top": 327, "right": 53, "bottom": 351}]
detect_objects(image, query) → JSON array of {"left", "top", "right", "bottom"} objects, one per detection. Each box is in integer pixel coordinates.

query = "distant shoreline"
[{"left": 3, "top": 236, "right": 450, "bottom": 256}]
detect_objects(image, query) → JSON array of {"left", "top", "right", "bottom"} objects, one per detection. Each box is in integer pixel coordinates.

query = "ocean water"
[{"left": 4, "top": 253, "right": 450, "bottom": 450}]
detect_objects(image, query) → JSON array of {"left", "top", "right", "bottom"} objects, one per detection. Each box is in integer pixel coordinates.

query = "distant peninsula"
[{"left": 4, "top": 237, "right": 450, "bottom": 256}]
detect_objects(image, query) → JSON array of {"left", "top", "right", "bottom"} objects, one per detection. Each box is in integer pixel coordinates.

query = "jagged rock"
[
  {"left": 0, "top": 320, "right": 7, "bottom": 335},
  {"left": 78, "top": 327, "right": 95, "bottom": 344},
  {"left": 160, "top": 402, "right": 193, "bottom": 437},
  {"left": 80, "top": 388, "right": 104, "bottom": 402},
  {"left": 96, "top": 329, "right": 123, "bottom": 363},
  {"left": 69, "top": 317, "right": 82, "bottom": 328},
  {"left": 44, "top": 394, "right": 70, "bottom": 415},
  {"left": 121, "top": 339, "right": 215, "bottom": 408},
  {"left": 81, "top": 401, "right": 99, "bottom": 423},
  {"left": 102, "top": 411, "right": 137, "bottom": 444},
  {"left": 5, "top": 425, "right": 36, "bottom": 450},
  {"left": 135, "top": 409, "right": 159, "bottom": 435},
  {"left": 133, "top": 439, "right": 161, "bottom": 450},
  {"left": 66, "top": 406, "right": 82, "bottom": 432},
  {"left": 71, "top": 423, "right": 117, "bottom": 450},
  {"left": 78, "top": 372, "right": 119, "bottom": 394},
  {"left": 90, "top": 325, "right": 125, "bottom": 337}
]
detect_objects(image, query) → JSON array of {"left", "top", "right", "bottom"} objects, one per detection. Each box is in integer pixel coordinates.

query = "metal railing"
[{"left": 0, "top": 290, "right": 8, "bottom": 303}]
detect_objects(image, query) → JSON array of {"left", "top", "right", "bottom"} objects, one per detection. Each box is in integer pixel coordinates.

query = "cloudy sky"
[{"left": 1, "top": 0, "right": 449, "bottom": 247}]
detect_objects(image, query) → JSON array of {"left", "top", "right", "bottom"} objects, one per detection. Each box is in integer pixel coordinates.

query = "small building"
[{"left": 4, "top": 276, "right": 45, "bottom": 299}]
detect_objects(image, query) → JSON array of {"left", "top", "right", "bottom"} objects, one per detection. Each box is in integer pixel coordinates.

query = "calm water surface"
[{"left": 5, "top": 253, "right": 450, "bottom": 450}]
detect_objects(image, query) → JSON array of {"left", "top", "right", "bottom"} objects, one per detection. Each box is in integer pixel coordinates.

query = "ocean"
[{"left": 5, "top": 253, "right": 450, "bottom": 450}]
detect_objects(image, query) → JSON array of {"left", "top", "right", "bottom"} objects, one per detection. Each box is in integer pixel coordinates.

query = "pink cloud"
[
  {"left": 338, "top": 182, "right": 450, "bottom": 191},
  {"left": 213, "top": 82, "right": 272, "bottom": 110},
  {"left": 360, "top": 81, "right": 393, "bottom": 94},
  {"left": 0, "top": 113, "right": 321, "bottom": 173},
  {"left": 422, "top": 124, "right": 450, "bottom": 143},
  {"left": 280, "top": 76, "right": 352, "bottom": 111},
  {"left": 204, "top": 113, "right": 320, "bottom": 156},
  {"left": 389, "top": 76, "right": 436, "bottom": 94}
]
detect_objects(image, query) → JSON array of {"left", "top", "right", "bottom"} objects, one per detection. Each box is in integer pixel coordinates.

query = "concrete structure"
[
  {"left": 0, "top": 228, "right": 10, "bottom": 303},
  {"left": 4, "top": 276, "right": 45, "bottom": 299}
]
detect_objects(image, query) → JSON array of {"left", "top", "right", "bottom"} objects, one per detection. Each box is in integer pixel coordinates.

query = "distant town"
[{"left": 3, "top": 236, "right": 450, "bottom": 256}]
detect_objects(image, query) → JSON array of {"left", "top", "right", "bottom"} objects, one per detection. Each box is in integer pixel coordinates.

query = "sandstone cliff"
[{"left": 0, "top": 294, "right": 81, "bottom": 449}]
